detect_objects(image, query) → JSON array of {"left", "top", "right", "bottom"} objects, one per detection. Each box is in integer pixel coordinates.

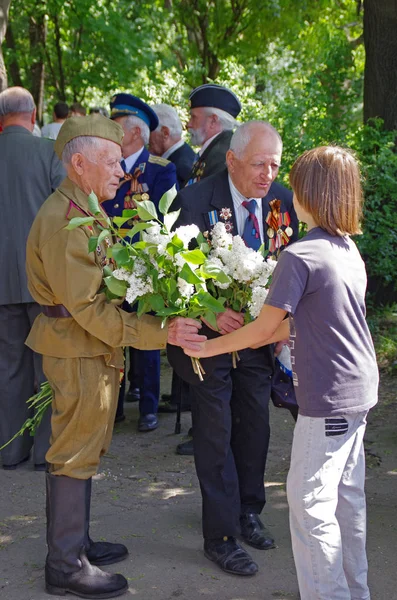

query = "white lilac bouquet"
[
  {"left": 78, "top": 186, "right": 231, "bottom": 379},
  {"left": 206, "top": 221, "right": 276, "bottom": 319}
]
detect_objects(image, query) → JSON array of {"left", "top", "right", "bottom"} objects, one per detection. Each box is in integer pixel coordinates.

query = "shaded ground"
[{"left": 0, "top": 358, "right": 396, "bottom": 600}]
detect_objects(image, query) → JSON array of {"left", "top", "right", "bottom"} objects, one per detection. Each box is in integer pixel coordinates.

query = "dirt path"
[{"left": 0, "top": 360, "right": 396, "bottom": 600}]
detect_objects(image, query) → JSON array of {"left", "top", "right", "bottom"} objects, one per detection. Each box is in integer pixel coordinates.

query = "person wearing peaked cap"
[
  {"left": 173, "top": 84, "right": 242, "bottom": 455},
  {"left": 103, "top": 93, "right": 178, "bottom": 433},
  {"left": 0, "top": 87, "right": 65, "bottom": 474},
  {"left": 25, "top": 113, "right": 205, "bottom": 598},
  {"left": 184, "top": 83, "right": 241, "bottom": 187}
]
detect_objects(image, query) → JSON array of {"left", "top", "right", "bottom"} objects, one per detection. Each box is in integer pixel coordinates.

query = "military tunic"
[{"left": 26, "top": 178, "right": 168, "bottom": 478}]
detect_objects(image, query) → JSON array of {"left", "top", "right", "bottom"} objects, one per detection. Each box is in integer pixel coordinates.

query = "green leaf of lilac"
[
  {"left": 180, "top": 248, "right": 207, "bottom": 265},
  {"left": 196, "top": 290, "right": 225, "bottom": 313},
  {"left": 122, "top": 209, "right": 138, "bottom": 218},
  {"left": 201, "top": 262, "right": 231, "bottom": 284},
  {"left": 135, "top": 200, "right": 158, "bottom": 221},
  {"left": 97, "top": 229, "right": 110, "bottom": 245},
  {"left": 202, "top": 310, "right": 218, "bottom": 330},
  {"left": 113, "top": 216, "right": 134, "bottom": 228},
  {"left": 179, "top": 262, "right": 203, "bottom": 284},
  {"left": 88, "top": 191, "right": 101, "bottom": 215},
  {"left": 164, "top": 209, "right": 181, "bottom": 232},
  {"left": 148, "top": 294, "right": 165, "bottom": 312},
  {"left": 128, "top": 222, "right": 154, "bottom": 239},
  {"left": 159, "top": 185, "right": 177, "bottom": 216},
  {"left": 103, "top": 265, "right": 113, "bottom": 278},
  {"left": 65, "top": 216, "right": 95, "bottom": 230},
  {"left": 88, "top": 236, "right": 98, "bottom": 253},
  {"left": 111, "top": 244, "right": 130, "bottom": 266},
  {"left": 104, "top": 275, "right": 128, "bottom": 297}
]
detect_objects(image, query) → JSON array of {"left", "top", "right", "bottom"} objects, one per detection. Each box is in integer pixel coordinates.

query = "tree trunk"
[
  {"left": 363, "top": 0, "right": 397, "bottom": 130},
  {"left": 0, "top": 0, "right": 12, "bottom": 92},
  {"left": 29, "top": 11, "right": 47, "bottom": 124},
  {"left": 5, "top": 23, "right": 22, "bottom": 87}
]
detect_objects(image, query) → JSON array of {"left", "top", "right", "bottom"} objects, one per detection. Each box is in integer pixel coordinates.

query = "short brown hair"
[{"left": 289, "top": 146, "right": 363, "bottom": 236}]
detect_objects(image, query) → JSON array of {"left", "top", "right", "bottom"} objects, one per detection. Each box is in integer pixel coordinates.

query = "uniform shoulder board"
[{"left": 148, "top": 154, "right": 170, "bottom": 167}]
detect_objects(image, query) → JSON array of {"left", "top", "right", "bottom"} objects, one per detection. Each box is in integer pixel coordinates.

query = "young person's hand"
[{"left": 183, "top": 341, "right": 208, "bottom": 358}]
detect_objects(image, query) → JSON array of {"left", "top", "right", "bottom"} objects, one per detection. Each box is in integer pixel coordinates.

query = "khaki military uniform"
[{"left": 26, "top": 177, "right": 167, "bottom": 478}]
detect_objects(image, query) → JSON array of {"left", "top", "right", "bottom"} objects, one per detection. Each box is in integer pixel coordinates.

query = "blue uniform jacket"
[{"left": 102, "top": 147, "right": 178, "bottom": 218}]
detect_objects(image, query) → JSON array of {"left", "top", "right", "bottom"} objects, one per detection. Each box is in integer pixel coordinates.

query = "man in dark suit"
[
  {"left": 149, "top": 104, "right": 195, "bottom": 188},
  {"left": 172, "top": 121, "right": 298, "bottom": 576},
  {"left": 185, "top": 83, "right": 241, "bottom": 186},
  {"left": 102, "top": 93, "right": 178, "bottom": 432},
  {"left": 0, "top": 86, "right": 65, "bottom": 470},
  {"left": 163, "top": 86, "right": 243, "bottom": 436}
]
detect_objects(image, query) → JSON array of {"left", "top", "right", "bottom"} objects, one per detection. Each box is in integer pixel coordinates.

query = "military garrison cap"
[
  {"left": 189, "top": 84, "right": 241, "bottom": 118},
  {"left": 109, "top": 93, "right": 159, "bottom": 131},
  {"left": 54, "top": 114, "right": 124, "bottom": 159}
]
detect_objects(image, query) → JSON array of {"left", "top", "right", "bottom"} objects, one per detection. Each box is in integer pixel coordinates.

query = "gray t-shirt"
[
  {"left": 41, "top": 122, "right": 63, "bottom": 140},
  {"left": 265, "top": 227, "right": 378, "bottom": 417}
]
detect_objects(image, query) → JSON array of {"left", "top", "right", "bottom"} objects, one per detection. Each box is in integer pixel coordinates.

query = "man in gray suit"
[{"left": 0, "top": 87, "right": 65, "bottom": 470}]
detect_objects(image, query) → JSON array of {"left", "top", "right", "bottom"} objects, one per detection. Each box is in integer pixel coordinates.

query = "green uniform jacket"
[{"left": 25, "top": 177, "right": 167, "bottom": 368}]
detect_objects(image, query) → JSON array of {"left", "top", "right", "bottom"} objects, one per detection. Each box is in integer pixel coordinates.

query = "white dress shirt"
[
  {"left": 123, "top": 146, "right": 145, "bottom": 172},
  {"left": 162, "top": 139, "right": 185, "bottom": 159},
  {"left": 228, "top": 175, "right": 264, "bottom": 241}
]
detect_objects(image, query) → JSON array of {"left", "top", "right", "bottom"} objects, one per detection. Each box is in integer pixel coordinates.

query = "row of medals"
[{"left": 267, "top": 225, "right": 293, "bottom": 239}]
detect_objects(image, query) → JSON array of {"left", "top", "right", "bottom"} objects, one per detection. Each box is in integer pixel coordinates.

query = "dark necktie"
[
  {"left": 242, "top": 199, "right": 261, "bottom": 250},
  {"left": 120, "top": 159, "right": 127, "bottom": 173}
]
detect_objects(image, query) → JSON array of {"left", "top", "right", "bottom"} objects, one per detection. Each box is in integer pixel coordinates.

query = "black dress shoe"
[
  {"left": 2, "top": 454, "right": 30, "bottom": 470},
  {"left": 158, "top": 401, "right": 178, "bottom": 413},
  {"left": 138, "top": 413, "right": 159, "bottom": 432},
  {"left": 34, "top": 463, "right": 47, "bottom": 472},
  {"left": 114, "top": 414, "right": 126, "bottom": 424},
  {"left": 240, "top": 513, "right": 275, "bottom": 550},
  {"left": 176, "top": 439, "right": 194, "bottom": 456},
  {"left": 87, "top": 540, "right": 128, "bottom": 566},
  {"left": 204, "top": 537, "right": 258, "bottom": 576},
  {"left": 125, "top": 387, "right": 140, "bottom": 403}
]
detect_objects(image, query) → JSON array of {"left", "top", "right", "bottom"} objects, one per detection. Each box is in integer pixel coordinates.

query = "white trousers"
[{"left": 287, "top": 411, "right": 370, "bottom": 600}]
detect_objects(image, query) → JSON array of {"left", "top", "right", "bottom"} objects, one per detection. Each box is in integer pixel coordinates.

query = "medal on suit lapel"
[{"left": 266, "top": 199, "right": 293, "bottom": 254}]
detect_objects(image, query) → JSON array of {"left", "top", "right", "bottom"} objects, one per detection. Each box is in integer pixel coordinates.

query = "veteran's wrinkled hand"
[
  {"left": 215, "top": 308, "right": 244, "bottom": 335},
  {"left": 167, "top": 317, "right": 207, "bottom": 351}
]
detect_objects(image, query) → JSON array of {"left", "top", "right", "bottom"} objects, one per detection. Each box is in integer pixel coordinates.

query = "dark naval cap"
[
  {"left": 109, "top": 93, "right": 159, "bottom": 131},
  {"left": 54, "top": 114, "right": 124, "bottom": 159},
  {"left": 189, "top": 84, "right": 241, "bottom": 118}
]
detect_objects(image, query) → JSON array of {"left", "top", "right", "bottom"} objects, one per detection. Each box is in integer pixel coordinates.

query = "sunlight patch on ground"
[{"left": 162, "top": 487, "right": 195, "bottom": 500}]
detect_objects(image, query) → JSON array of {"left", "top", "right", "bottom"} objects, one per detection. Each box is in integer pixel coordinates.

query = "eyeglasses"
[{"left": 82, "top": 155, "right": 122, "bottom": 171}]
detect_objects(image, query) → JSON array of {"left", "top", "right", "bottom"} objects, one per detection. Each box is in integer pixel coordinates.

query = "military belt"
[{"left": 41, "top": 305, "right": 72, "bottom": 318}]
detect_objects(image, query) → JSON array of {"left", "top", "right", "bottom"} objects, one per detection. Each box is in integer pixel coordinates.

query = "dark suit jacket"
[
  {"left": 175, "top": 168, "right": 299, "bottom": 253},
  {"left": 0, "top": 125, "right": 65, "bottom": 304},
  {"left": 185, "top": 130, "right": 233, "bottom": 186},
  {"left": 168, "top": 142, "right": 195, "bottom": 188}
]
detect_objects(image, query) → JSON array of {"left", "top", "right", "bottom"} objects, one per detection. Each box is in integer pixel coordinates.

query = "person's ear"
[
  {"left": 31, "top": 108, "right": 37, "bottom": 125},
  {"left": 226, "top": 149, "right": 236, "bottom": 172},
  {"left": 161, "top": 126, "right": 170, "bottom": 140},
  {"left": 71, "top": 153, "right": 85, "bottom": 175}
]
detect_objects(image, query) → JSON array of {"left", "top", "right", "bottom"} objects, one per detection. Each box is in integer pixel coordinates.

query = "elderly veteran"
[{"left": 25, "top": 115, "right": 205, "bottom": 599}]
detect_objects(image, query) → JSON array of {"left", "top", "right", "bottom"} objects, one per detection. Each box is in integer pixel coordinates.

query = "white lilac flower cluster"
[
  {"left": 208, "top": 222, "right": 276, "bottom": 319},
  {"left": 113, "top": 221, "right": 203, "bottom": 307},
  {"left": 113, "top": 257, "right": 154, "bottom": 305}
]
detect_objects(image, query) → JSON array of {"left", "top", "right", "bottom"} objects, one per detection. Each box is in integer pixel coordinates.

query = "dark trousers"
[
  {"left": 0, "top": 303, "right": 51, "bottom": 465},
  {"left": 190, "top": 347, "right": 273, "bottom": 540},
  {"left": 116, "top": 348, "right": 160, "bottom": 417}
]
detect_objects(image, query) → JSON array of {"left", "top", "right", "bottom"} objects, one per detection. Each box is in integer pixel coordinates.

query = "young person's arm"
[{"left": 185, "top": 305, "right": 288, "bottom": 358}]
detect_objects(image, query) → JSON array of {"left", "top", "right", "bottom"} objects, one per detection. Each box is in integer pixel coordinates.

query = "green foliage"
[
  {"left": 349, "top": 120, "right": 397, "bottom": 294},
  {"left": 367, "top": 304, "right": 397, "bottom": 374}
]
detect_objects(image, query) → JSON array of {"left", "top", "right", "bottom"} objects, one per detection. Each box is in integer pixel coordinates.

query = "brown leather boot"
[{"left": 45, "top": 473, "right": 128, "bottom": 598}]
